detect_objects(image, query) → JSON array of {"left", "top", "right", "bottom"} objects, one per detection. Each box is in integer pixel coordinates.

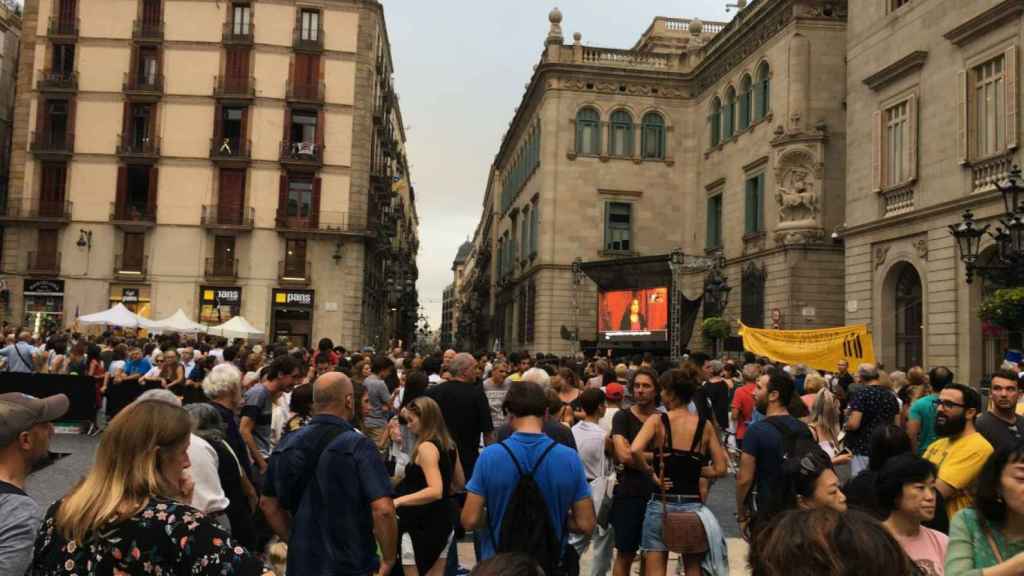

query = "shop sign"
[
  {"left": 273, "top": 289, "right": 314, "bottom": 308},
  {"left": 24, "top": 279, "right": 65, "bottom": 296},
  {"left": 201, "top": 286, "right": 242, "bottom": 305},
  {"left": 122, "top": 288, "right": 140, "bottom": 303}
]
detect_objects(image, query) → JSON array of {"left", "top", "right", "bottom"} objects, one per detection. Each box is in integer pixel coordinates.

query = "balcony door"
[
  {"left": 122, "top": 233, "right": 145, "bottom": 271},
  {"left": 126, "top": 104, "right": 154, "bottom": 148},
  {"left": 37, "top": 230, "right": 58, "bottom": 271},
  {"left": 213, "top": 236, "right": 235, "bottom": 276},
  {"left": 39, "top": 163, "right": 67, "bottom": 217},
  {"left": 284, "top": 238, "right": 306, "bottom": 277},
  {"left": 141, "top": 0, "right": 161, "bottom": 27},
  {"left": 135, "top": 47, "right": 159, "bottom": 86},
  {"left": 217, "top": 106, "right": 247, "bottom": 153},
  {"left": 217, "top": 169, "right": 245, "bottom": 224},
  {"left": 45, "top": 100, "right": 69, "bottom": 147},
  {"left": 51, "top": 44, "right": 75, "bottom": 77},
  {"left": 231, "top": 3, "right": 251, "bottom": 35},
  {"left": 57, "top": 0, "right": 76, "bottom": 23}
]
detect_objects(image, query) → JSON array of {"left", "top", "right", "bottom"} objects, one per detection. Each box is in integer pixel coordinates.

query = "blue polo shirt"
[
  {"left": 124, "top": 357, "right": 152, "bottom": 376},
  {"left": 467, "top": 432, "right": 590, "bottom": 560},
  {"left": 279, "top": 415, "right": 393, "bottom": 576}
]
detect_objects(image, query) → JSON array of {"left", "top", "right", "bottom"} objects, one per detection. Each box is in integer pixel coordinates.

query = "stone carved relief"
[
  {"left": 560, "top": 78, "right": 686, "bottom": 98},
  {"left": 874, "top": 245, "right": 890, "bottom": 269},
  {"left": 913, "top": 238, "right": 929, "bottom": 260},
  {"left": 774, "top": 149, "right": 820, "bottom": 224}
]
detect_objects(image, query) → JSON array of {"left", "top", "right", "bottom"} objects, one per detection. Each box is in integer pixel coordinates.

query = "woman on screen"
[{"left": 619, "top": 295, "right": 647, "bottom": 331}]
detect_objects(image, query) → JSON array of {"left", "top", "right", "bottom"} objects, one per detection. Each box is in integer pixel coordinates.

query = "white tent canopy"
[
  {"left": 146, "top": 308, "right": 208, "bottom": 334},
  {"left": 207, "top": 316, "right": 264, "bottom": 339},
  {"left": 78, "top": 303, "right": 146, "bottom": 328}
]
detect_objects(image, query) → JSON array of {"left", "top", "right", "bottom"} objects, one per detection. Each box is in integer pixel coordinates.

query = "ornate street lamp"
[
  {"left": 703, "top": 261, "right": 732, "bottom": 314},
  {"left": 949, "top": 166, "right": 1024, "bottom": 285}
]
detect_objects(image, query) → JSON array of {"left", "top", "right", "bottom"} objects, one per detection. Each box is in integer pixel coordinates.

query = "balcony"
[
  {"left": 275, "top": 209, "right": 369, "bottom": 237},
  {"left": 279, "top": 140, "right": 323, "bottom": 167},
  {"left": 286, "top": 80, "right": 325, "bottom": 104},
  {"left": 213, "top": 75, "right": 255, "bottom": 100},
  {"left": 47, "top": 17, "right": 78, "bottom": 39},
  {"left": 278, "top": 259, "right": 312, "bottom": 284},
  {"left": 201, "top": 204, "right": 254, "bottom": 232},
  {"left": 114, "top": 254, "right": 149, "bottom": 281},
  {"left": 222, "top": 20, "right": 254, "bottom": 44},
  {"left": 0, "top": 198, "right": 72, "bottom": 225},
  {"left": 205, "top": 257, "right": 238, "bottom": 281},
  {"left": 110, "top": 202, "right": 156, "bottom": 229},
  {"left": 210, "top": 137, "right": 251, "bottom": 164},
  {"left": 132, "top": 20, "right": 164, "bottom": 42},
  {"left": 116, "top": 134, "right": 161, "bottom": 161},
  {"left": 123, "top": 72, "right": 163, "bottom": 99},
  {"left": 30, "top": 131, "right": 74, "bottom": 158},
  {"left": 37, "top": 69, "right": 78, "bottom": 92},
  {"left": 26, "top": 252, "right": 61, "bottom": 276},
  {"left": 292, "top": 27, "right": 324, "bottom": 51}
]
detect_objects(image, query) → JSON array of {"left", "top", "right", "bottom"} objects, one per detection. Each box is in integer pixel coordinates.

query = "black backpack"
[
  {"left": 491, "top": 440, "right": 562, "bottom": 575},
  {"left": 762, "top": 416, "right": 816, "bottom": 463}
]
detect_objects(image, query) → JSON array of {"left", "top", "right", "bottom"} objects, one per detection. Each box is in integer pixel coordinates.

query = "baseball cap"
[
  {"left": 604, "top": 382, "right": 625, "bottom": 402},
  {"left": 0, "top": 393, "right": 69, "bottom": 446}
]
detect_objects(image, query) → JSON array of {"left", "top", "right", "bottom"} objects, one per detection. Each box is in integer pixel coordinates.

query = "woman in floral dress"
[{"left": 27, "top": 400, "right": 264, "bottom": 575}]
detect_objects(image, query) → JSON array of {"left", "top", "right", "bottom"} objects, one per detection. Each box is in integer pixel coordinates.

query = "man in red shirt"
[{"left": 731, "top": 364, "right": 762, "bottom": 449}]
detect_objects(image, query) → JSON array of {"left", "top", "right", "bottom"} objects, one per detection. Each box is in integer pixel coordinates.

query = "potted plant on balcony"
[
  {"left": 979, "top": 287, "right": 1024, "bottom": 349},
  {"left": 701, "top": 316, "right": 731, "bottom": 356}
]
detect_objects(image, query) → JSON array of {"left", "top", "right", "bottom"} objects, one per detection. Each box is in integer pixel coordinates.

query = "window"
[
  {"left": 723, "top": 87, "right": 736, "bottom": 139},
  {"left": 609, "top": 110, "right": 633, "bottom": 157},
  {"left": 290, "top": 110, "right": 317, "bottom": 144},
  {"left": 520, "top": 208, "right": 530, "bottom": 264},
  {"left": 709, "top": 97, "right": 722, "bottom": 146},
  {"left": 51, "top": 44, "right": 75, "bottom": 77},
  {"left": 604, "top": 202, "right": 632, "bottom": 252},
  {"left": 287, "top": 177, "right": 312, "bottom": 217},
  {"left": 232, "top": 3, "right": 251, "bottom": 35},
  {"left": 641, "top": 112, "right": 666, "bottom": 159},
  {"left": 45, "top": 100, "right": 68, "bottom": 144},
  {"left": 744, "top": 174, "right": 764, "bottom": 234},
  {"left": 526, "top": 281, "right": 536, "bottom": 343},
  {"left": 128, "top": 103, "right": 153, "bottom": 146},
  {"left": 739, "top": 75, "right": 752, "bottom": 130},
  {"left": 125, "top": 165, "right": 152, "bottom": 212},
  {"left": 889, "top": 0, "right": 911, "bottom": 11},
  {"left": 877, "top": 98, "right": 918, "bottom": 188},
  {"left": 706, "top": 194, "right": 723, "bottom": 249},
  {"left": 575, "top": 107, "right": 600, "bottom": 155},
  {"left": 755, "top": 62, "right": 771, "bottom": 121},
  {"left": 284, "top": 238, "right": 306, "bottom": 276},
  {"left": 975, "top": 55, "right": 1007, "bottom": 158},
  {"left": 529, "top": 201, "right": 539, "bottom": 257},
  {"left": 300, "top": 9, "right": 319, "bottom": 41},
  {"left": 213, "top": 236, "right": 235, "bottom": 274}
]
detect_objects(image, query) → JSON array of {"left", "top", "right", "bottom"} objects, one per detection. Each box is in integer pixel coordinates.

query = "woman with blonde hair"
[
  {"left": 808, "top": 388, "right": 851, "bottom": 467},
  {"left": 28, "top": 400, "right": 262, "bottom": 575},
  {"left": 801, "top": 373, "right": 827, "bottom": 413},
  {"left": 395, "top": 396, "right": 465, "bottom": 576}
]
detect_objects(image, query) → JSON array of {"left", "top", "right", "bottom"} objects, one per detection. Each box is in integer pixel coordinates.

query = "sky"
[{"left": 384, "top": 1, "right": 734, "bottom": 332}]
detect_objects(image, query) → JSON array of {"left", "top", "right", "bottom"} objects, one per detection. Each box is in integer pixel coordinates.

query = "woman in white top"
[{"left": 808, "top": 388, "right": 852, "bottom": 466}]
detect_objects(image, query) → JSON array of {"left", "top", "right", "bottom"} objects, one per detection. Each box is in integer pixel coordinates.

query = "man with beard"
[
  {"left": 923, "top": 383, "right": 993, "bottom": 525},
  {"left": 974, "top": 369, "right": 1024, "bottom": 452}
]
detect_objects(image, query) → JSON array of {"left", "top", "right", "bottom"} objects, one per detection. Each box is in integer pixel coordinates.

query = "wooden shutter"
[
  {"left": 1006, "top": 46, "right": 1018, "bottom": 150},
  {"left": 310, "top": 176, "right": 321, "bottom": 228},
  {"left": 277, "top": 173, "right": 287, "bottom": 219},
  {"left": 218, "top": 169, "right": 244, "bottom": 224},
  {"left": 123, "top": 233, "right": 144, "bottom": 268},
  {"left": 67, "top": 98, "right": 76, "bottom": 141},
  {"left": 240, "top": 106, "right": 248, "bottom": 143},
  {"left": 744, "top": 179, "right": 754, "bottom": 233},
  {"left": 115, "top": 165, "right": 128, "bottom": 215},
  {"left": 226, "top": 47, "right": 249, "bottom": 79},
  {"left": 60, "top": 0, "right": 76, "bottom": 21},
  {"left": 957, "top": 70, "right": 968, "bottom": 163},
  {"left": 121, "top": 102, "right": 131, "bottom": 137},
  {"left": 317, "top": 108, "right": 324, "bottom": 147},
  {"left": 147, "top": 166, "right": 158, "bottom": 218},
  {"left": 906, "top": 94, "right": 918, "bottom": 182},
  {"left": 35, "top": 98, "right": 46, "bottom": 136},
  {"left": 282, "top": 108, "right": 292, "bottom": 143},
  {"left": 872, "top": 110, "right": 882, "bottom": 191},
  {"left": 213, "top": 103, "right": 223, "bottom": 141}
]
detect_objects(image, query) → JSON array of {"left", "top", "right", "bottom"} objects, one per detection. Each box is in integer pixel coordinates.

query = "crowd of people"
[{"left": 1, "top": 328, "right": 1024, "bottom": 575}]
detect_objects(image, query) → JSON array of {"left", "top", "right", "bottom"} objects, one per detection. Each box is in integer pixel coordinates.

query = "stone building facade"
[
  {"left": 1, "top": 0, "right": 418, "bottom": 349},
  {"left": 0, "top": 2, "right": 19, "bottom": 204},
  {"left": 845, "top": 0, "right": 1022, "bottom": 385},
  {"left": 455, "top": 1, "right": 850, "bottom": 356}
]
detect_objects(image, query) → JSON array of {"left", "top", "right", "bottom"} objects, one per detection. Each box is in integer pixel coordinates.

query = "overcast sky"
[{"left": 385, "top": 0, "right": 733, "bottom": 332}]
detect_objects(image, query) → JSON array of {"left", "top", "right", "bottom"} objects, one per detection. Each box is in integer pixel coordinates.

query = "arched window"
[
  {"left": 641, "top": 112, "right": 666, "bottom": 159},
  {"left": 575, "top": 107, "right": 601, "bottom": 155},
  {"left": 709, "top": 97, "right": 721, "bottom": 146},
  {"left": 609, "top": 110, "right": 634, "bottom": 157},
  {"left": 755, "top": 62, "right": 771, "bottom": 120},
  {"left": 724, "top": 86, "right": 737, "bottom": 139},
  {"left": 739, "top": 74, "right": 753, "bottom": 130}
]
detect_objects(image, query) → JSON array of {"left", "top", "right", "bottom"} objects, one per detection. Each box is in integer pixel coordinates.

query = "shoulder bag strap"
[
  {"left": 658, "top": 414, "right": 669, "bottom": 510},
  {"left": 13, "top": 343, "right": 32, "bottom": 370},
  {"left": 981, "top": 520, "right": 1005, "bottom": 563}
]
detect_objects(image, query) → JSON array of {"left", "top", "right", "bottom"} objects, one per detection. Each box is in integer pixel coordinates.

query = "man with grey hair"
[
  {"left": 202, "top": 362, "right": 252, "bottom": 480},
  {"left": 845, "top": 363, "right": 899, "bottom": 476},
  {"left": 0, "top": 331, "right": 38, "bottom": 373},
  {"left": 522, "top": 366, "right": 551, "bottom": 389}
]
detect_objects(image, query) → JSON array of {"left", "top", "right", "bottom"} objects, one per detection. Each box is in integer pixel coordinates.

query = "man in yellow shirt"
[{"left": 923, "top": 383, "right": 993, "bottom": 522}]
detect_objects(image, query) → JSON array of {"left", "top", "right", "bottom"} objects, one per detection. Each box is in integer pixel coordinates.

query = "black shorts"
[{"left": 610, "top": 495, "right": 648, "bottom": 555}]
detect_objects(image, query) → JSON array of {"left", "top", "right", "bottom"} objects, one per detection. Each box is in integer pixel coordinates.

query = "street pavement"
[{"left": 28, "top": 433, "right": 752, "bottom": 575}]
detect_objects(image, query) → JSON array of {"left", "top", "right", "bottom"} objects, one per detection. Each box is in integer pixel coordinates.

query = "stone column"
[{"left": 788, "top": 33, "right": 809, "bottom": 133}]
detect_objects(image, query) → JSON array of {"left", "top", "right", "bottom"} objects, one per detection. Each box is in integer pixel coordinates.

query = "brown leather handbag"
[{"left": 658, "top": 413, "right": 709, "bottom": 555}]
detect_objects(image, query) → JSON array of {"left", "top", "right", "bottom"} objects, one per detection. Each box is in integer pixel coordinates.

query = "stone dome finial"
[
  {"left": 688, "top": 17, "right": 704, "bottom": 36},
  {"left": 546, "top": 7, "right": 564, "bottom": 45},
  {"left": 573, "top": 31, "right": 582, "bottom": 43}
]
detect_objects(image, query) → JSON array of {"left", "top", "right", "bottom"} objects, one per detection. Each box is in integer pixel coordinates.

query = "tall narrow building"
[{"left": 2, "top": 0, "right": 418, "bottom": 349}]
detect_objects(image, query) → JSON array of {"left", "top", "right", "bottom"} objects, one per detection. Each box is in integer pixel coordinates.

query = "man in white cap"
[{"left": 0, "top": 392, "right": 69, "bottom": 574}]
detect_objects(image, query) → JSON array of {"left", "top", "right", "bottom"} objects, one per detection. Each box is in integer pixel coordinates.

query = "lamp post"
[
  {"left": 949, "top": 166, "right": 1024, "bottom": 286},
  {"left": 702, "top": 256, "right": 732, "bottom": 357}
]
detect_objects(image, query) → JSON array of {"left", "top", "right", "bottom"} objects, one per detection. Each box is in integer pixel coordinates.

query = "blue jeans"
[{"left": 640, "top": 498, "right": 705, "bottom": 552}]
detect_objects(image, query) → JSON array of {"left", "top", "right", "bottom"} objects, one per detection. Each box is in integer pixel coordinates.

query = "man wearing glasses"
[{"left": 922, "top": 383, "right": 993, "bottom": 527}]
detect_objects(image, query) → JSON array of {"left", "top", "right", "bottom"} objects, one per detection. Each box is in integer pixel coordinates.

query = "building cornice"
[
  {"left": 843, "top": 188, "right": 1001, "bottom": 238},
  {"left": 862, "top": 51, "right": 928, "bottom": 91},
  {"left": 944, "top": 0, "right": 1024, "bottom": 47}
]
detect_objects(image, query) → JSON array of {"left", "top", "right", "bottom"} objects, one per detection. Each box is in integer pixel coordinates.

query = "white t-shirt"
[
  {"left": 187, "top": 433, "right": 229, "bottom": 514},
  {"left": 571, "top": 420, "right": 609, "bottom": 481}
]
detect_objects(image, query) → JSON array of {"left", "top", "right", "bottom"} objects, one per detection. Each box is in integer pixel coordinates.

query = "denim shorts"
[{"left": 640, "top": 497, "right": 705, "bottom": 552}]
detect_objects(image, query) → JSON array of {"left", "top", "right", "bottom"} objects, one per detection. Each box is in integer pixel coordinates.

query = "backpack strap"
[
  {"left": 497, "top": 442, "right": 525, "bottom": 476},
  {"left": 529, "top": 440, "right": 559, "bottom": 476},
  {"left": 762, "top": 416, "right": 793, "bottom": 439}
]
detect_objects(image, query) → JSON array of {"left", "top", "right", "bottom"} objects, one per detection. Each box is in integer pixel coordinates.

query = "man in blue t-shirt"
[
  {"left": 735, "top": 368, "right": 807, "bottom": 531},
  {"left": 462, "top": 380, "right": 595, "bottom": 561},
  {"left": 907, "top": 366, "right": 953, "bottom": 455}
]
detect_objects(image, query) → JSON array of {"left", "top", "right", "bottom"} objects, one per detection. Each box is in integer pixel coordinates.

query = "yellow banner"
[{"left": 737, "top": 323, "right": 876, "bottom": 373}]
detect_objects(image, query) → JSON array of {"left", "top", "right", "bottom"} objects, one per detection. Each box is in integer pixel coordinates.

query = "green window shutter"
[
  {"left": 604, "top": 202, "right": 611, "bottom": 250},
  {"left": 706, "top": 197, "right": 716, "bottom": 248},
  {"left": 530, "top": 203, "right": 539, "bottom": 255},
  {"left": 744, "top": 179, "right": 754, "bottom": 234},
  {"left": 755, "top": 174, "right": 764, "bottom": 231}
]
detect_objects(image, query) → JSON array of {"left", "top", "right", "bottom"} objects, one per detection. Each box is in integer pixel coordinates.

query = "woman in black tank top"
[{"left": 629, "top": 364, "right": 728, "bottom": 576}]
